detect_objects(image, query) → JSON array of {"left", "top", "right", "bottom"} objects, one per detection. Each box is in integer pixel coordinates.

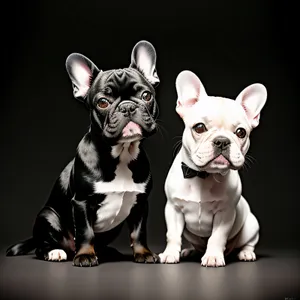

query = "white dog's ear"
[
  {"left": 130, "top": 40, "right": 159, "bottom": 86},
  {"left": 175, "top": 71, "right": 207, "bottom": 118},
  {"left": 236, "top": 83, "right": 267, "bottom": 128},
  {"left": 66, "top": 53, "right": 100, "bottom": 102}
]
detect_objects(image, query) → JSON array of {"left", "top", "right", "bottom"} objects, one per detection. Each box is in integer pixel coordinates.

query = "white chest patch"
[
  {"left": 93, "top": 142, "right": 148, "bottom": 233},
  {"left": 93, "top": 191, "right": 138, "bottom": 233},
  {"left": 94, "top": 162, "right": 147, "bottom": 194}
]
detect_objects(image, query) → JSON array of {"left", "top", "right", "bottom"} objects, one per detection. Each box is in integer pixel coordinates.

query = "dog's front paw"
[
  {"left": 238, "top": 250, "right": 256, "bottom": 261},
  {"left": 73, "top": 254, "right": 98, "bottom": 267},
  {"left": 201, "top": 251, "right": 225, "bottom": 267},
  {"left": 159, "top": 250, "right": 180, "bottom": 264},
  {"left": 134, "top": 251, "right": 159, "bottom": 263}
]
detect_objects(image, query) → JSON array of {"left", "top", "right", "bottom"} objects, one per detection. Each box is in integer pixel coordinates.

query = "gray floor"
[{"left": 1, "top": 246, "right": 299, "bottom": 300}]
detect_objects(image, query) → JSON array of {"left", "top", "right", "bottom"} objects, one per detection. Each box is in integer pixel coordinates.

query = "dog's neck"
[
  {"left": 111, "top": 141, "right": 141, "bottom": 163},
  {"left": 89, "top": 120, "right": 141, "bottom": 163}
]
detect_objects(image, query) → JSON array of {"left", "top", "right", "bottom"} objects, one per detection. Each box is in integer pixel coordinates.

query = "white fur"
[
  {"left": 47, "top": 249, "right": 67, "bottom": 261},
  {"left": 159, "top": 71, "right": 267, "bottom": 267},
  {"left": 93, "top": 142, "right": 148, "bottom": 233},
  {"left": 111, "top": 141, "right": 140, "bottom": 162},
  {"left": 93, "top": 192, "right": 138, "bottom": 233},
  {"left": 94, "top": 166, "right": 146, "bottom": 194}
]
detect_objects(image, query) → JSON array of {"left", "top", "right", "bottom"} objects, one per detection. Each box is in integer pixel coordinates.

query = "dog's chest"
[
  {"left": 93, "top": 191, "right": 139, "bottom": 232},
  {"left": 176, "top": 178, "right": 228, "bottom": 237},
  {"left": 93, "top": 147, "right": 147, "bottom": 233},
  {"left": 94, "top": 162, "right": 147, "bottom": 194}
]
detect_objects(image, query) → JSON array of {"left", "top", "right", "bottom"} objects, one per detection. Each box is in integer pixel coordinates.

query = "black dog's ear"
[
  {"left": 66, "top": 53, "right": 100, "bottom": 101},
  {"left": 129, "top": 40, "right": 159, "bottom": 87}
]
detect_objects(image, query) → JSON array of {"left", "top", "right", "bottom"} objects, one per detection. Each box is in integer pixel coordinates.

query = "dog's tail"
[{"left": 6, "top": 237, "right": 36, "bottom": 256}]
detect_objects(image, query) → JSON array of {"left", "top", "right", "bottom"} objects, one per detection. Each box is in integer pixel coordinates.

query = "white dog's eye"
[
  {"left": 193, "top": 123, "right": 207, "bottom": 134},
  {"left": 235, "top": 127, "right": 246, "bottom": 138}
]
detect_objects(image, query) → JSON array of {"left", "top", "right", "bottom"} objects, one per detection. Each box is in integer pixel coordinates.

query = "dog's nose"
[
  {"left": 118, "top": 101, "right": 137, "bottom": 116},
  {"left": 213, "top": 137, "right": 231, "bottom": 150}
]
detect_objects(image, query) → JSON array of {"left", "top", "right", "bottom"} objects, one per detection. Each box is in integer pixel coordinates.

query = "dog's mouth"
[
  {"left": 197, "top": 154, "right": 237, "bottom": 171},
  {"left": 207, "top": 154, "right": 242, "bottom": 171},
  {"left": 118, "top": 121, "right": 143, "bottom": 143},
  {"left": 212, "top": 154, "right": 230, "bottom": 166}
]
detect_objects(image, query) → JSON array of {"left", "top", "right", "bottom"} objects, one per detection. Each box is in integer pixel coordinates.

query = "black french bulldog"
[{"left": 6, "top": 41, "right": 160, "bottom": 267}]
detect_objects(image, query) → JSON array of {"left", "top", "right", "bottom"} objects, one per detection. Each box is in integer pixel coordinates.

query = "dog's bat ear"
[
  {"left": 236, "top": 83, "right": 267, "bottom": 128},
  {"left": 175, "top": 70, "right": 207, "bottom": 118},
  {"left": 129, "top": 40, "right": 159, "bottom": 87},
  {"left": 66, "top": 53, "right": 100, "bottom": 102}
]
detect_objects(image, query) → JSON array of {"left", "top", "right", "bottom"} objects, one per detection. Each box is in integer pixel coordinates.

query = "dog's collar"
[{"left": 181, "top": 162, "right": 210, "bottom": 179}]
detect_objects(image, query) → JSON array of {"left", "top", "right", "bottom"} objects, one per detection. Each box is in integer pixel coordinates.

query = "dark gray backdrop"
[{"left": 1, "top": 0, "right": 299, "bottom": 253}]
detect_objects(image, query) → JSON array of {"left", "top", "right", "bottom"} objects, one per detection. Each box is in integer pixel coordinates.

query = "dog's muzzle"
[
  {"left": 213, "top": 136, "right": 231, "bottom": 151},
  {"left": 209, "top": 136, "right": 232, "bottom": 166},
  {"left": 117, "top": 101, "right": 137, "bottom": 118}
]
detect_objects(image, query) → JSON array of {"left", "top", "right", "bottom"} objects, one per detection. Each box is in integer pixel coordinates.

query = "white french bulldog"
[{"left": 159, "top": 71, "right": 267, "bottom": 267}]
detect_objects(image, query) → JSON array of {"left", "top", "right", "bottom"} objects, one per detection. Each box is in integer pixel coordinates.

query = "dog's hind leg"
[
  {"left": 235, "top": 212, "right": 259, "bottom": 261},
  {"left": 181, "top": 246, "right": 195, "bottom": 257},
  {"left": 33, "top": 207, "right": 75, "bottom": 261}
]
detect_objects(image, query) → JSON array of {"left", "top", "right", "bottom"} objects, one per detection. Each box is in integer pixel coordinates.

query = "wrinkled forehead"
[
  {"left": 91, "top": 68, "right": 153, "bottom": 95},
  {"left": 185, "top": 96, "right": 249, "bottom": 128}
]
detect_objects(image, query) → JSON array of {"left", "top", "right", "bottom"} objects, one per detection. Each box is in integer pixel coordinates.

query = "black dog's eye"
[
  {"left": 193, "top": 123, "right": 207, "bottom": 134},
  {"left": 235, "top": 127, "right": 246, "bottom": 138},
  {"left": 97, "top": 98, "right": 110, "bottom": 109},
  {"left": 142, "top": 91, "right": 152, "bottom": 102}
]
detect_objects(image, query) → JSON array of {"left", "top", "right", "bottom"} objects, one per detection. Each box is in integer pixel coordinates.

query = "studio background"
[{"left": 1, "top": 0, "right": 299, "bottom": 254}]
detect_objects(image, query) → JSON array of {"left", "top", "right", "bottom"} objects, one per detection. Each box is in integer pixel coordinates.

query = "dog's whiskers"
[
  {"left": 172, "top": 136, "right": 182, "bottom": 158},
  {"left": 245, "top": 154, "right": 257, "bottom": 164},
  {"left": 156, "top": 120, "right": 169, "bottom": 142},
  {"left": 241, "top": 158, "right": 253, "bottom": 172}
]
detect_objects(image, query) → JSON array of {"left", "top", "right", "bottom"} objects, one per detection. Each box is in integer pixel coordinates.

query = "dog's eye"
[
  {"left": 193, "top": 123, "right": 207, "bottom": 134},
  {"left": 97, "top": 98, "right": 110, "bottom": 109},
  {"left": 235, "top": 127, "right": 246, "bottom": 138},
  {"left": 142, "top": 91, "right": 152, "bottom": 102}
]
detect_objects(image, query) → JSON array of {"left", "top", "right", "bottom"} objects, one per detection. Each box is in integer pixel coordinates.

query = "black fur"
[{"left": 6, "top": 41, "right": 160, "bottom": 267}]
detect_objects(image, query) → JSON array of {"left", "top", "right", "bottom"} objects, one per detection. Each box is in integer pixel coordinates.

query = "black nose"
[
  {"left": 213, "top": 137, "right": 231, "bottom": 150},
  {"left": 118, "top": 101, "right": 137, "bottom": 116}
]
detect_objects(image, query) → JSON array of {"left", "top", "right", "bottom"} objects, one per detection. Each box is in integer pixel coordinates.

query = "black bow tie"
[{"left": 181, "top": 162, "right": 209, "bottom": 179}]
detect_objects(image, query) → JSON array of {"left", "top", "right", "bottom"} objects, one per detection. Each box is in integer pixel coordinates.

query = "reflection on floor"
[{"left": 0, "top": 246, "right": 299, "bottom": 300}]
